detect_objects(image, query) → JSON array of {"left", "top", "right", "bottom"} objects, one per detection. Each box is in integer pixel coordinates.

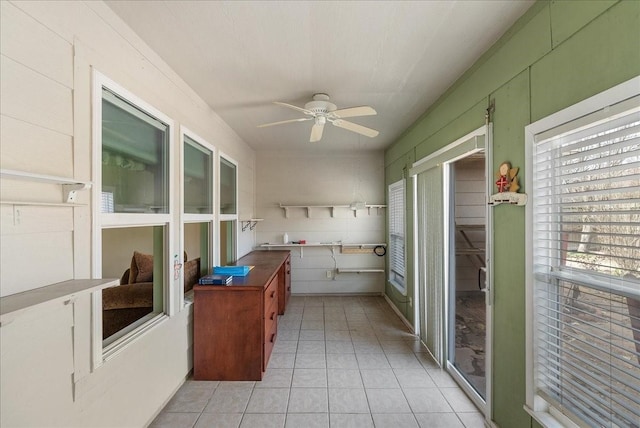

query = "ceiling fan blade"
[
  {"left": 331, "top": 106, "right": 377, "bottom": 118},
  {"left": 332, "top": 119, "right": 379, "bottom": 138},
  {"left": 257, "top": 117, "right": 312, "bottom": 128},
  {"left": 273, "top": 101, "right": 313, "bottom": 116},
  {"left": 310, "top": 123, "right": 324, "bottom": 142}
]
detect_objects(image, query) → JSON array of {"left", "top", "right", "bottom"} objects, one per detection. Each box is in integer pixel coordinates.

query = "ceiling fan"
[{"left": 258, "top": 93, "right": 379, "bottom": 142}]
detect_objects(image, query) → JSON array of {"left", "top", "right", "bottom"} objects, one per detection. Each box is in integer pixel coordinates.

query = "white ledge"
[
  {"left": 0, "top": 169, "right": 91, "bottom": 185},
  {"left": 0, "top": 278, "right": 119, "bottom": 326},
  {"left": 1, "top": 169, "right": 93, "bottom": 203}
]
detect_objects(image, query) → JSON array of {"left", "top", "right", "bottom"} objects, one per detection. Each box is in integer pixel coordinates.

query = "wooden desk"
[{"left": 193, "top": 250, "right": 291, "bottom": 380}]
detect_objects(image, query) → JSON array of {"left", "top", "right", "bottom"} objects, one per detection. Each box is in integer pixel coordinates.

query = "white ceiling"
[{"left": 105, "top": 1, "right": 534, "bottom": 152}]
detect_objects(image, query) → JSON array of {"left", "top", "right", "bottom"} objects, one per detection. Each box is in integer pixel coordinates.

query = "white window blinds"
[
  {"left": 531, "top": 104, "right": 640, "bottom": 427},
  {"left": 389, "top": 180, "right": 406, "bottom": 291}
]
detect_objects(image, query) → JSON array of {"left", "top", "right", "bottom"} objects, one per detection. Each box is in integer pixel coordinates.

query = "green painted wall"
[{"left": 383, "top": 1, "right": 640, "bottom": 427}]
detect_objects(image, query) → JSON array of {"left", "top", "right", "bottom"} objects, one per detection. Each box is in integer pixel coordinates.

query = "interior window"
[
  {"left": 96, "top": 78, "right": 173, "bottom": 355},
  {"left": 183, "top": 222, "right": 210, "bottom": 295},
  {"left": 184, "top": 136, "right": 213, "bottom": 214},
  {"left": 101, "top": 88, "right": 169, "bottom": 214},
  {"left": 220, "top": 157, "right": 237, "bottom": 215},
  {"left": 219, "top": 220, "right": 236, "bottom": 265},
  {"left": 101, "top": 225, "right": 165, "bottom": 345}
]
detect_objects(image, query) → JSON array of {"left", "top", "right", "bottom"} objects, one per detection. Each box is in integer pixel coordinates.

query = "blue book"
[
  {"left": 213, "top": 265, "right": 253, "bottom": 276},
  {"left": 198, "top": 274, "right": 233, "bottom": 285}
]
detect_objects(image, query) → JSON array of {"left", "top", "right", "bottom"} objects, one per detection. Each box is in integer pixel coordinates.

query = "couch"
[{"left": 102, "top": 251, "right": 200, "bottom": 338}]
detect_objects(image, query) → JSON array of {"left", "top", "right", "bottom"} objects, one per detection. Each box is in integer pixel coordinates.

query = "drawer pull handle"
[
  {"left": 270, "top": 333, "right": 276, "bottom": 343},
  {"left": 287, "top": 286, "right": 291, "bottom": 291},
  {"left": 270, "top": 291, "right": 276, "bottom": 298},
  {"left": 270, "top": 312, "right": 275, "bottom": 320},
  {"left": 287, "top": 270, "right": 290, "bottom": 274}
]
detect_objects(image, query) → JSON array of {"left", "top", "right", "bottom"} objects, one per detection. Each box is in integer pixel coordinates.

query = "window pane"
[
  {"left": 101, "top": 225, "right": 165, "bottom": 343},
  {"left": 184, "top": 136, "right": 213, "bottom": 214},
  {"left": 388, "top": 180, "right": 405, "bottom": 289},
  {"left": 102, "top": 88, "right": 169, "bottom": 213},
  {"left": 219, "top": 220, "right": 236, "bottom": 265},
  {"left": 220, "top": 157, "right": 237, "bottom": 215},
  {"left": 184, "top": 222, "right": 209, "bottom": 294}
]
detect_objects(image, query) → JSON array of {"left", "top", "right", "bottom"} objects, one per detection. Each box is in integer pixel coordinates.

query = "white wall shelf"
[
  {"left": 279, "top": 203, "right": 386, "bottom": 218},
  {"left": 259, "top": 242, "right": 386, "bottom": 258},
  {"left": 488, "top": 192, "right": 527, "bottom": 206},
  {"left": 0, "top": 200, "right": 86, "bottom": 207},
  {"left": 259, "top": 242, "right": 339, "bottom": 258},
  {"left": 0, "top": 278, "right": 119, "bottom": 326},
  {"left": 0, "top": 168, "right": 92, "bottom": 204},
  {"left": 337, "top": 268, "right": 385, "bottom": 274}
]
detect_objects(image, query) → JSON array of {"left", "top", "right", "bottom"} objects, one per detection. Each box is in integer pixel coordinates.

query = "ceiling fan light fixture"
[{"left": 258, "top": 93, "right": 379, "bottom": 143}]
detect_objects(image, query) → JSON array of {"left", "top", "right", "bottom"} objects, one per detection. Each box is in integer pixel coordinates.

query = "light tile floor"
[{"left": 151, "top": 296, "right": 485, "bottom": 428}]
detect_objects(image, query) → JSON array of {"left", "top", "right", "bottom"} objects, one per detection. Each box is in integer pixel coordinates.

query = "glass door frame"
[
  {"left": 410, "top": 124, "right": 493, "bottom": 421},
  {"left": 443, "top": 124, "right": 493, "bottom": 421}
]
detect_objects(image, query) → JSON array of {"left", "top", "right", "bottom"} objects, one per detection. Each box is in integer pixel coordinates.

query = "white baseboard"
[{"left": 383, "top": 294, "right": 415, "bottom": 334}]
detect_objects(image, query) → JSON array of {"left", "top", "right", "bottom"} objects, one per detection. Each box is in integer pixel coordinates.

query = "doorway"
[
  {"left": 446, "top": 154, "right": 488, "bottom": 403},
  {"left": 411, "top": 125, "right": 492, "bottom": 418}
]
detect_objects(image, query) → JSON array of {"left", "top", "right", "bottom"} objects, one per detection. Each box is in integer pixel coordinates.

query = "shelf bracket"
[
  {"left": 488, "top": 192, "right": 527, "bottom": 206},
  {"left": 241, "top": 219, "right": 263, "bottom": 232},
  {"left": 63, "top": 183, "right": 91, "bottom": 203}
]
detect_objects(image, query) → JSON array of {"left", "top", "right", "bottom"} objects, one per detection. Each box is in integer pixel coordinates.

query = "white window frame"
[
  {"left": 180, "top": 127, "right": 216, "bottom": 307},
  {"left": 91, "top": 71, "right": 175, "bottom": 369},
  {"left": 525, "top": 76, "right": 640, "bottom": 428},
  {"left": 388, "top": 179, "right": 406, "bottom": 294}
]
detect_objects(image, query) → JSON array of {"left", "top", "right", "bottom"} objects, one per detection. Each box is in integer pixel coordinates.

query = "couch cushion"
[{"left": 129, "top": 251, "right": 153, "bottom": 284}]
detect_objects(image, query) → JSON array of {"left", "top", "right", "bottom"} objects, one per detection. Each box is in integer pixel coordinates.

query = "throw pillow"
[
  {"left": 129, "top": 251, "right": 154, "bottom": 284},
  {"left": 184, "top": 258, "right": 201, "bottom": 292}
]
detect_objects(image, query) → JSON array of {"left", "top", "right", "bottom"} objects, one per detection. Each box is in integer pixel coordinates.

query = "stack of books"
[{"left": 198, "top": 274, "right": 233, "bottom": 286}]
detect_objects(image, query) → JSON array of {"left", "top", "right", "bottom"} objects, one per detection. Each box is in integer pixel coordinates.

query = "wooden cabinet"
[{"left": 193, "top": 250, "right": 290, "bottom": 381}]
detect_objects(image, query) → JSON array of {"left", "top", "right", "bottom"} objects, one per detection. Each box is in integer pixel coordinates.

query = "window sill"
[
  {"left": 103, "top": 313, "right": 168, "bottom": 362},
  {"left": 524, "top": 405, "right": 580, "bottom": 428}
]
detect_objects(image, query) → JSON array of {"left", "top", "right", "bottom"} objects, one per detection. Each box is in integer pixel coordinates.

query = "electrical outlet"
[
  {"left": 326, "top": 270, "right": 332, "bottom": 278},
  {"left": 409, "top": 297, "right": 413, "bottom": 307}
]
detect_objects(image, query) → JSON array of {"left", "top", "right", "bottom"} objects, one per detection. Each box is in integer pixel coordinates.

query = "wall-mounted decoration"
[
  {"left": 495, "top": 161, "right": 519, "bottom": 193},
  {"left": 489, "top": 161, "right": 527, "bottom": 206}
]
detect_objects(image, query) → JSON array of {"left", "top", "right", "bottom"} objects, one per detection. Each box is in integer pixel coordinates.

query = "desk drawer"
[
  {"left": 263, "top": 316, "right": 277, "bottom": 370},
  {"left": 264, "top": 298, "right": 277, "bottom": 337},
  {"left": 264, "top": 275, "right": 278, "bottom": 314}
]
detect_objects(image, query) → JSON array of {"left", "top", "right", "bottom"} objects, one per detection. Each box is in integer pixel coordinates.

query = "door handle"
[{"left": 478, "top": 267, "right": 487, "bottom": 290}]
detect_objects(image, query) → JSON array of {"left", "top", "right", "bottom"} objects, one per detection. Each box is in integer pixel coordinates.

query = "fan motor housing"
[{"left": 305, "top": 93, "right": 337, "bottom": 114}]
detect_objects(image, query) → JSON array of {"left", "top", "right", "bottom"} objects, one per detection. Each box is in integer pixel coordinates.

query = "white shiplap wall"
[
  {"left": 0, "top": 1, "right": 255, "bottom": 426},
  {"left": 255, "top": 150, "right": 386, "bottom": 295}
]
